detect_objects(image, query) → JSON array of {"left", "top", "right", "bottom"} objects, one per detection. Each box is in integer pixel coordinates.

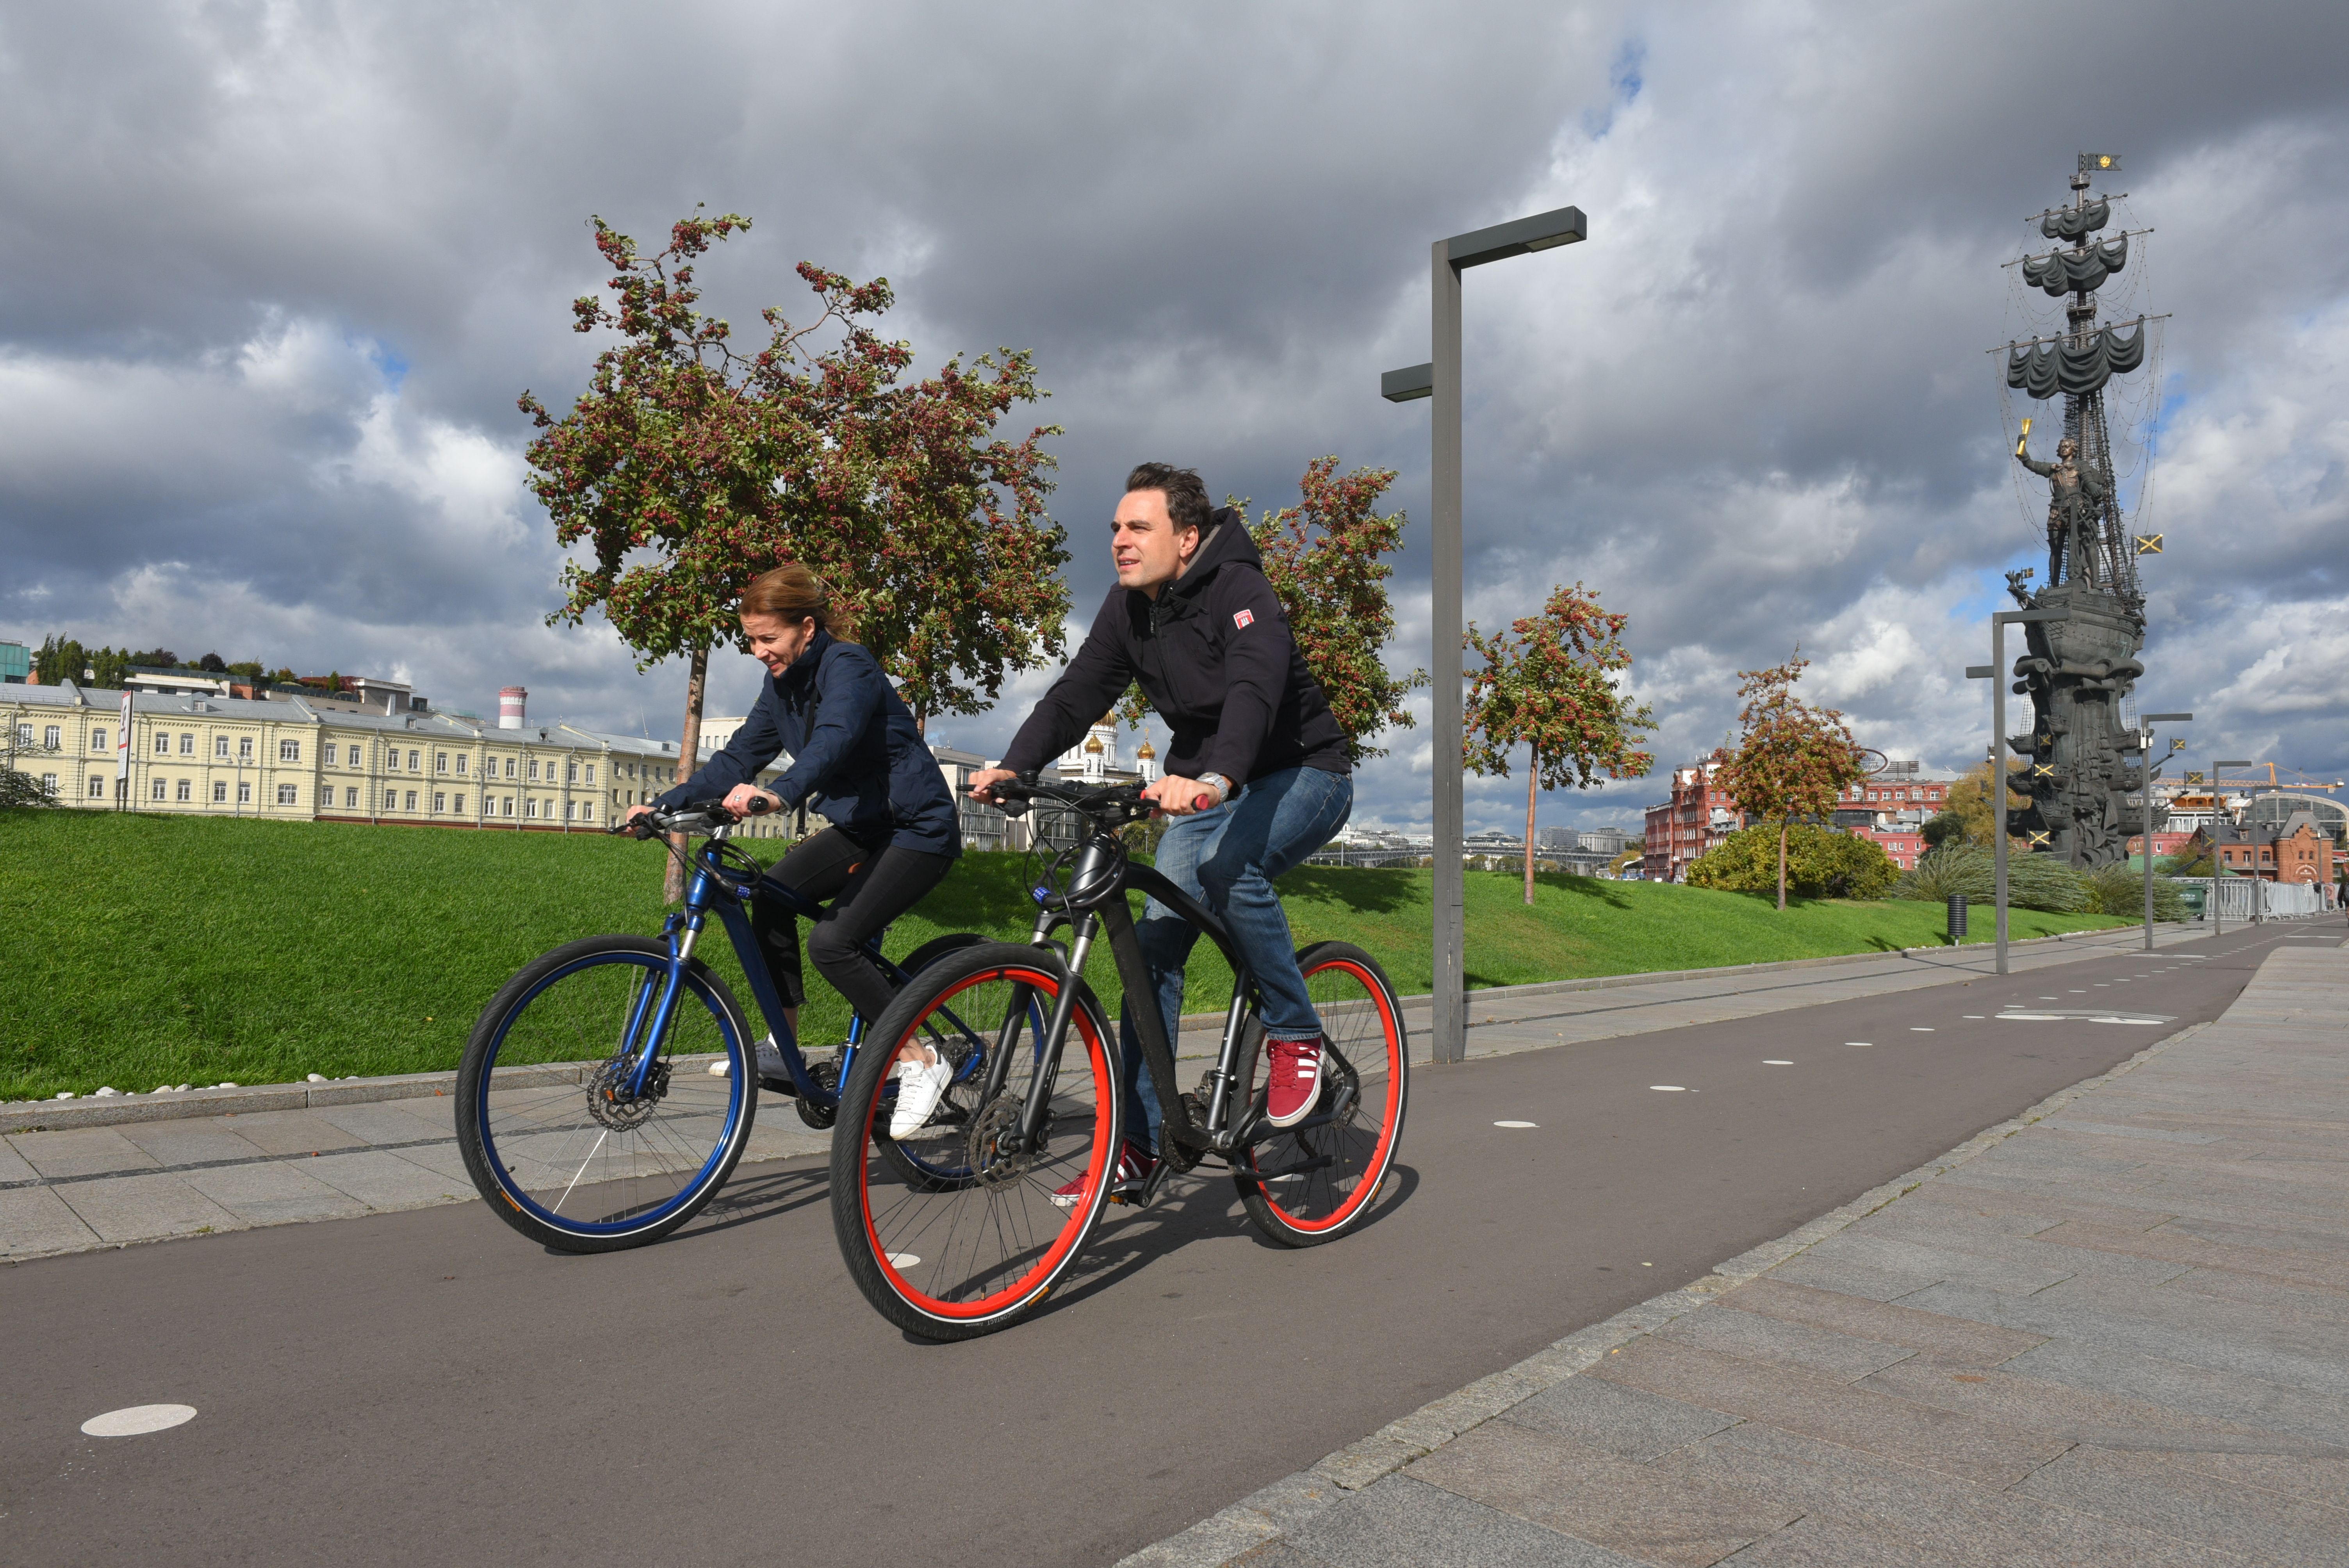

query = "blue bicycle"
[{"left": 455, "top": 798, "right": 983, "bottom": 1253}]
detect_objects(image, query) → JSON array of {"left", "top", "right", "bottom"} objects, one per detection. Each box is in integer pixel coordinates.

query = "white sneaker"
[{"left": 889, "top": 1047, "right": 952, "bottom": 1139}]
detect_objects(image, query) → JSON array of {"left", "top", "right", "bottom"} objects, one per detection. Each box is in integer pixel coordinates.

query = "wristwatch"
[{"left": 1196, "top": 772, "right": 1233, "bottom": 805}]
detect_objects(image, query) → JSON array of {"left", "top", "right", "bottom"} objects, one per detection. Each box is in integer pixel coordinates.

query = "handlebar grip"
[{"left": 1192, "top": 793, "right": 1217, "bottom": 811}]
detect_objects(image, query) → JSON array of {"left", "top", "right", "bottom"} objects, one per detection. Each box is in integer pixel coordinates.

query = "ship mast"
[{"left": 2058, "top": 159, "right": 2139, "bottom": 602}]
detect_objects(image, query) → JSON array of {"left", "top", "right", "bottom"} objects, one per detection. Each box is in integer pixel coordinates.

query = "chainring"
[{"left": 794, "top": 1056, "right": 841, "bottom": 1129}]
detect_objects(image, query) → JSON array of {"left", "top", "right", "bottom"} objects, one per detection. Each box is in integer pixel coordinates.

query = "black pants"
[{"left": 753, "top": 827, "right": 955, "bottom": 1028}]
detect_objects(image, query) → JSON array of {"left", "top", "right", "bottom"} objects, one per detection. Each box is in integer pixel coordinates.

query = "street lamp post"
[
  {"left": 1965, "top": 605, "right": 2061, "bottom": 975},
  {"left": 2212, "top": 759, "right": 2252, "bottom": 935},
  {"left": 2138, "top": 714, "right": 2192, "bottom": 951},
  {"left": 1382, "top": 205, "right": 1587, "bottom": 1066}
]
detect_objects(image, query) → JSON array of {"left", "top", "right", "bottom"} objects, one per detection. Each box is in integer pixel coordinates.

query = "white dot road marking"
[
  {"left": 886, "top": 1253, "right": 921, "bottom": 1269},
  {"left": 1911, "top": 1027, "right": 1934, "bottom": 1032},
  {"left": 82, "top": 1405, "right": 196, "bottom": 1438},
  {"left": 1846, "top": 1042, "right": 1873, "bottom": 1048},
  {"left": 1649, "top": 1085, "right": 1688, "bottom": 1092},
  {"left": 1763, "top": 1060, "right": 1793, "bottom": 1066},
  {"left": 1964, "top": 1015, "right": 1986, "bottom": 1019},
  {"left": 1494, "top": 1120, "right": 1538, "bottom": 1128}
]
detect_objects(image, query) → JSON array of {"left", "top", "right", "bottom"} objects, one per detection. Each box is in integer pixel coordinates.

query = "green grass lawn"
[{"left": 0, "top": 810, "right": 2136, "bottom": 1099}]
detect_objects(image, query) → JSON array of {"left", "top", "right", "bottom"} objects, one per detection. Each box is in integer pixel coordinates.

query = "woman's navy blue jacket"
[{"left": 654, "top": 631, "right": 960, "bottom": 857}]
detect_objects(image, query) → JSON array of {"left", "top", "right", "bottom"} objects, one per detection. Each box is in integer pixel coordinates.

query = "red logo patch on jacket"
[{"left": 1232, "top": 608, "right": 1255, "bottom": 630}]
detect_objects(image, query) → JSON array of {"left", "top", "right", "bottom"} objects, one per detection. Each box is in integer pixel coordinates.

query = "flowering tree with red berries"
[
  {"left": 520, "top": 211, "right": 1065, "bottom": 894},
  {"left": 1464, "top": 583, "right": 1655, "bottom": 903},
  {"left": 1709, "top": 650, "right": 1868, "bottom": 911}
]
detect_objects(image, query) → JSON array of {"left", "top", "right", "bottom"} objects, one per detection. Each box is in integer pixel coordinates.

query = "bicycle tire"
[
  {"left": 830, "top": 942, "right": 1121, "bottom": 1340},
  {"left": 456, "top": 935, "right": 756, "bottom": 1253},
  {"left": 1231, "top": 941, "right": 1408, "bottom": 1247}
]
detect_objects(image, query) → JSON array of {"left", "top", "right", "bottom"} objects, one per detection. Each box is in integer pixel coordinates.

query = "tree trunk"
[
  {"left": 664, "top": 643, "right": 709, "bottom": 905},
  {"left": 1523, "top": 761, "right": 1537, "bottom": 905},
  {"left": 1777, "top": 821, "right": 1788, "bottom": 912}
]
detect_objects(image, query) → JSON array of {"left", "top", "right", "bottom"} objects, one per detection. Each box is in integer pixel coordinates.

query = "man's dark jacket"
[
  {"left": 1002, "top": 509, "right": 1349, "bottom": 786},
  {"left": 655, "top": 630, "right": 959, "bottom": 857}
]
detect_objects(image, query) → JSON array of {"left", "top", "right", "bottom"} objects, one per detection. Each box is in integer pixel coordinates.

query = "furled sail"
[
  {"left": 2005, "top": 321, "right": 2146, "bottom": 399},
  {"left": 2021, "top": 235, "right": 2127, "bottom": 296},
  {"left": 2040, "top": 198, "right": 2109, "bottom": 241}
]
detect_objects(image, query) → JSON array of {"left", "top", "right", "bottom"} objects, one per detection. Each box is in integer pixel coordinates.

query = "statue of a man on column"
[{"left": 2015, "top": 433, "right": 2108, "bottom": 587}]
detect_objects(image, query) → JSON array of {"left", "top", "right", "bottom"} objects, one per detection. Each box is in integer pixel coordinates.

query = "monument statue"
[{"left": 1993, "top": 155, "right": 2162, "bottom": 870}]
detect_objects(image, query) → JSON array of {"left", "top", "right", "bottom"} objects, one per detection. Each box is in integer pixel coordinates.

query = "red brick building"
[
  {"left": 1643, "top": 764, "right": 1746, "bottom": 881},
  {"left": 1643, "top": 761, "right": 1960, "bottom": 878},
  {"left": 2192, "top": 814, "right": 2337, "bottom": 889}
]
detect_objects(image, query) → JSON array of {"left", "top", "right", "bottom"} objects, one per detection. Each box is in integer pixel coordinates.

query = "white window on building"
[
  {"left": 43, "top": 724, "right": 61, "bottom": 748},
  {"left": 323, "top": 742, "right": 337, "bottom": 765},
  {"left": 405, "top": 789, "right": 418, "bottom": 811},
  {"left": 91, "top": 728, "right": 108, "bottom": 751},
  {"left": 179, "top": 732, "right": 194, "bottom": 755},
  {"left": 176, "top": 778, "right": 191, "bottom": 802},
  {"left": 154, "top": 732, "right": 171, "bottom": 755},
  {"left": 238, "top": 736, "right": 253, "bottom": 760},
  {"left": 280, "top": 739, "right": 300, "bottom": 762},
  {"left": 579, "top": 800, "right": 592, "bottom": 821},
  {"left": 278, "top": 784, "right": 298, "bottom": 806},
  {"left": 89, "top": 774, "right": 105, "bottom": 797},
  {"left": 503, "top": 796, "right": 515, "bottom": 816},
  {"left": 526, "top": 798, "right": 538, "bottom": 818},
  {"left": 216, "top": 734, "right": 230, "bottom": 758},
  {"left": 436, "top": 752, "right": 449, "bottom": 773},
  {"left": 566, "top": 762, "right": 578, "bottom": 784},
  {"left": 583, "top": 764, "right": 595, "bottom": 784},
  {"left": 213, "top": 780, "right": 228, "bottom": 803},
  {"left": 562, "top": 800, "right": 574, "bottom": 820},
  {"left": 237, "top": 781, "right": 252, "bottom": 804},
  {"left": 151, "top": 777, "right": 167, "bottom": 800},
  {"left": 407, "top": 749, "right": 420, "bottom": 771},
  {"left": 505, "top": 757, "right": 517, "bottom": 779},
  {"left": 433, "top": 792, "right": 446, "bottom": 813},
  {"left": 528, "top": 758, "right": 540, "bottom": 781},
  {"left": 15, "top": 723, "right": 31, "bottom": 746},
  {"left": 455, "top": 754, "right": 468, "bottom": 776},
  {"left": 42, "top": 772, "right": 58, "bottom": 792},
  {"left": 453, "top": 793, "right": 466, "bottom": 814},
  {"left": 345, "top": 786, "right": 358, "bottom": 809}
]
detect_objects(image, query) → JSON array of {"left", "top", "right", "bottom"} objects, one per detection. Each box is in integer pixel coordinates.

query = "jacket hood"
[{"left": 1167, "top": 506, "right": 1260, "bottom": 600}]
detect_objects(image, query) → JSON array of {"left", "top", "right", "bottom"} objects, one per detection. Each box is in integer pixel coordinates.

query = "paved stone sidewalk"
[
  {"left": 0, "top": 925, "right": 2210, "bottom": 1263},
  {"left": 1125, "top": 942, "right": 2349, "bottom": 1568}
]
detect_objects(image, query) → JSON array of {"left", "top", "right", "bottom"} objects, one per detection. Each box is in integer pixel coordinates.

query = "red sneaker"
[
  {"left": 1052, "top": 1141, "right": 1156, "bottom": 1208},
  {"left": 1264, "top": 1035, "right": 1324, "bottom": 1128}
]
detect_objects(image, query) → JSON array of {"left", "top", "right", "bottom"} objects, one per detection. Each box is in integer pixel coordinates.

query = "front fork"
[{"left": 998, "top": 909, "right": 1098, "bottom": 1151}]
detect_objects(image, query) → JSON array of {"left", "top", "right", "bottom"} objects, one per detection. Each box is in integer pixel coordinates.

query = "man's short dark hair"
[{"left": 1125, "top": 462, "right": 1213, "bottom": 535}]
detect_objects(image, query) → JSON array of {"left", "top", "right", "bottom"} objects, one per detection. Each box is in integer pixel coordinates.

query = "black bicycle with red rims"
[{"left": 828, "top": 776, "right": 1409, "bottom": 1340}]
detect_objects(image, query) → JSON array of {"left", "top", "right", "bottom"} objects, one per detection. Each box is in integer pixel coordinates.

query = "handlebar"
[
  {"left": 609, "top": 797, "right": 753, "bottom": 839},
  {"left": 983, "top": 774, "right": 1156, "bottom": 824}
]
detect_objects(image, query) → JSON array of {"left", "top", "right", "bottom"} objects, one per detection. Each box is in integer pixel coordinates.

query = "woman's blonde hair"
[{"left": 741, "top": 562, "right": 857, "bottom": 643}]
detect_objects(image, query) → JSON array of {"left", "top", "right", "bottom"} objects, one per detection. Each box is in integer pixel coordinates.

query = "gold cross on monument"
[
  {"left": 2031, "top": 763, "right": 2055, "bottom": 779},
  {"left": 2134, "top": 534, "right": 2164, "bottom": 555},
  {"left": 2027, "top": 830, "right": 2052, "bottom": 848}
]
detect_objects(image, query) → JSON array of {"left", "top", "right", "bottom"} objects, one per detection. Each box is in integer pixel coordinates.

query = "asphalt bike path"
[{"left": 0, "top": 924, "right": 2309, "bottom": 1566}]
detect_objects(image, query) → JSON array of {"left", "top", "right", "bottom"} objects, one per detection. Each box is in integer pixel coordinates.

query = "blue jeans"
[{"left": 1117, "top": 764, "right": 1353, "bottom": 1154}]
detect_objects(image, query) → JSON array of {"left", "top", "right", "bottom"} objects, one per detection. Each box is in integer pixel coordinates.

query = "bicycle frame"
[
  {"left": 996, "top": 802, "right": 1364, "bottom": 1167},
  {"left": 617, "top": 823, "right": 909, "bottom": 1117}
]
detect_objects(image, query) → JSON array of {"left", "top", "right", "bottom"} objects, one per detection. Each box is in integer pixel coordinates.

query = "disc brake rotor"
[{"left": 587, "top": 1056, "right": 668, "bottom": 1131}]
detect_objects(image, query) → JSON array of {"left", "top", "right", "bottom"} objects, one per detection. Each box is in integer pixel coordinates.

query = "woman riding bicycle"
[{"left": 626, "top": 563, "right": 961, "bottom": 1136}]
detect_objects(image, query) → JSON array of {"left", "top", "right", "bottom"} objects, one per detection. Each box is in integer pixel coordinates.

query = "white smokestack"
[{"left": 499, "top": 686, "right": 527, "bottom": 730}]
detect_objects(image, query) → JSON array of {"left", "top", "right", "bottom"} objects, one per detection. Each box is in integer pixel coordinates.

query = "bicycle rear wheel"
[
  {"left": 1233, "top": 941, "right": 1408, "bottom": 1247},
  {"left": 456, "top": 935, "right": 755, "bottom": 1253},
  {"left": 831, "top": 943, "right": 1120, "bottom": 1340}
]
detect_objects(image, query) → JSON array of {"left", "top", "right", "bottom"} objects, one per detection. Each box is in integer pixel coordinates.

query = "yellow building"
[{"left": 4, "top": 682, "right": 791, "bottom": 838}]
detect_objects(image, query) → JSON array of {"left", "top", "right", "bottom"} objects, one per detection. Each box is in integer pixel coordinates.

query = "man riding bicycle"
[
  {"left": 629, "top": 563, "right": 961, "bottom": 1137},
  {"left": 971, "top": 463, "right": 1353, "bottom": 1198}
]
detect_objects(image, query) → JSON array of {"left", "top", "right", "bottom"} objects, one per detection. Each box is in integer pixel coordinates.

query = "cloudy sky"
[{"left": 4, "top": 1, "right": 2344, "bottom": 836}]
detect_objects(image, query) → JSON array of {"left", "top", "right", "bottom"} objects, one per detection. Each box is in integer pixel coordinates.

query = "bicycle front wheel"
[
  {"left": 1233, "top": 941, "right": 1408, "bottom": 1247},
  {"left": 831, "top": 943, "right": 1120, "bottom": 1340},
  {"left": 456, "top": 935, "right": 756, "bottom": 1253}
]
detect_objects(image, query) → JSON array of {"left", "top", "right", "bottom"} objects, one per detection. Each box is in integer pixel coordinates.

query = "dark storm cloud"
[{"left": 2, "top": 1, "right": 2344, "bottom": 828}]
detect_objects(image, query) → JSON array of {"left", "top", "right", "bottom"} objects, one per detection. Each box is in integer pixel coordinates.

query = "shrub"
[
  {"left": 1895, "top": 843, "right": 1993, "bottom": 903},
  {"left": 1686, "top": 823, "right": 1897, "bottom": 900},
  {"left": 1, "top": 770, "right": 59, "bottom": 809},
  {"left": 2082, "top": 863, "right": 2184, "bottom": 921},
  {"left": 2006, "top": 853, "right": 2087, "bottom": 913}
]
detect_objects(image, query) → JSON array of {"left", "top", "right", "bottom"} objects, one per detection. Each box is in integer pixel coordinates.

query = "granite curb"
[
  {"left": 1114, "top": 1017, "right": 2216, "bottom": 1568},
  {"left": 1, "top": 922, "right": 2196, "bottom": 1136}
]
